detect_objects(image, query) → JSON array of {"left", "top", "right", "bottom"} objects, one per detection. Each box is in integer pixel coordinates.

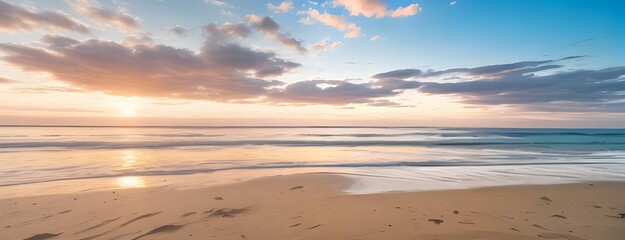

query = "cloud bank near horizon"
[{"left": 1, "top": 0, "right": 624, "bottom": 115}]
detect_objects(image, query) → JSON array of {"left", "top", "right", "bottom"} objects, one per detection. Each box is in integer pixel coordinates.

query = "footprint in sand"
[
  {"left": 57, "top": 210, "right": 72, "bottom": 214},
  {"left": 532, "top": 224, "right": 550, "bottom": 231},
  {"left": 307, "top": 224, "right": 322, "bottom": 230},
  {"left": 537, "top": 232, "right": 586, "bottom": 240},
  {"left": 131, "top": 225, "right": 183, "bottom": 240},
  {"left": 428, "top": 219, "right": 444, "bottom": 225},
  {"left": 458, "top": 221, "right": 474, "bottom": 224},
  {"left": 23, "top": 232, "right": 62, "bottom": 240},
  {"left": 74, "top": 217, "right": 120, "bottom": 235},
  {"left": 551, "top": 214, "right": 567, "bottom": 219},
  {"left": 76, "top": 212, "right": 162, "bottom": 240},
  {"left": 180, "top": 212, "right": 197, "bottom": 218},
  {"left": 207, "top": 208, "right": 249, "bottom": 218},
  {"left": 120, "top": 212, "right": 162, "bottom": 227},
  {"left": 538, "top": 233, "right": 564, "bottom": 239},
  {"left": 107, "top": 230, "right": 143, "bottom": 240}
]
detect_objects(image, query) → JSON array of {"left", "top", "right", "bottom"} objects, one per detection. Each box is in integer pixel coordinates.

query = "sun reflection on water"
[
  {"left": 121, "top": 150, "right": 139, "bottom": 168},
  {"left": 116, "top": 176, "right": 145, "bottom": 188}
]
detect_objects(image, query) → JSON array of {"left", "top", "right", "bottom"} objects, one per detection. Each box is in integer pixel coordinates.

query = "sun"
[{"left": 121, "top": 107, "right": 137, "bottom": 116}]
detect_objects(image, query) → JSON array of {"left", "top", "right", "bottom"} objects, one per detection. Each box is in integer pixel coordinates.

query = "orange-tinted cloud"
[
  {"left": 308, "top": 9, "right": 360, "bottom": 38},
  {"left": 0, "top": 77, "right": 15, "bottom": 83},
  {"left": 311, "top": 38, "right": 343, "bottom": 51},
  {"left": 266, "top": 1, "right": 294, "bottom": 13},
  {"left": 69, "top": 0, "right": 141, "bottom": 31},
  {"left": 0, "top": 28, "right": 299, "bottom": 101},
  {"left": 0, "top": 0, "right": 90, "bottom": 33},
  {"left": 389, "top": 4, "right": 421, "bottom": 18},
  {"left": 333, "top": 0, "right": 387, "bottom": 18},
  {"left": 333, "top": 0, "right": 421, "bottom": 18}
]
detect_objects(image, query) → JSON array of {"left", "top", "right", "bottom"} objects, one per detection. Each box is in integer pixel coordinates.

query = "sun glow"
[{"left": 121, "top": 107, "right": 137, "bottom": 116}]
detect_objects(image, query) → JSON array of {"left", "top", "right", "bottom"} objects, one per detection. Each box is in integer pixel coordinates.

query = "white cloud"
[
  {"left": 333, "top": 0, "right": 422, "bottom": 18},
  {"left": 389, "top": 4, "right": 421, "bottom": 18},
  {"left": 308, "top": 9, "right": 360, "bottom": 38},
  {"left": 266, "top": 1, "right": 294, "bottom": 13},
  {"left": 298, "top": 17, "right": 315, "bottom": 25},
  {"left": 311, "top": 38, "right": 343, "bottom": 51},
  {"left": 205, "top": 0, "right": 232, "bottom": 8}
]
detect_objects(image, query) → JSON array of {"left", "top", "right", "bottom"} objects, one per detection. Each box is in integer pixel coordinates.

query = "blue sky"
[{"left": 1, "top": 0, "right": 624, "bottom": 126}]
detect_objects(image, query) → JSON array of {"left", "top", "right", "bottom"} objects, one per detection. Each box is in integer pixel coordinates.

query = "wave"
[
  {"left": 301, "top": 131, "right": 625, "bottom": 138},
  {"left": 487, "top": 131, "right": 625, "bottom": 137},
  {"left": 1, "top": 160, "right": 621, "bottom": 187},
  {"left": 2, "top": 139, "right": 625, "bottom": 149}
]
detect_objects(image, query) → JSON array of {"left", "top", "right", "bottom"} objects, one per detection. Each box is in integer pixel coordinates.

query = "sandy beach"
[
  {"left": 2, "top": 0, "right": 624, "bottom": 239},
  {"left": 1, "top": 173, "right": 624, "bottom": 240}
]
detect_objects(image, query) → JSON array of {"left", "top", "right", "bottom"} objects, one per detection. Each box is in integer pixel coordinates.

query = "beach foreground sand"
[{"left": 1, "top": 174, "right": 624, "bottom": 240}]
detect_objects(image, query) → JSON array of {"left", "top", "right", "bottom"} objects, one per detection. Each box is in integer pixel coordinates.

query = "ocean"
[{"left": 1, "top": 126, "right": 625, "bottom": 195}]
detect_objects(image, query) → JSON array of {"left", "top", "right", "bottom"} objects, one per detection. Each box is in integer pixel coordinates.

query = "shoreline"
[
  {"left": 3, "top": 168, "right": 624, "bottom": 199},
  {"left": 1, "top": 173, "right": 624, "bottom": 240}
]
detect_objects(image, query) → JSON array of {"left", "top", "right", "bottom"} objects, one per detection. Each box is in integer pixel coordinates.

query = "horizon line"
[{"left": 1, "top": 124, "right": 624, "bottom": 130}]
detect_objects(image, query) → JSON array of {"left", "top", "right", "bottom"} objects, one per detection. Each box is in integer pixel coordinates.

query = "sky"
[{"left": 0, "top": 0, "right": 624, "bottom": 127}]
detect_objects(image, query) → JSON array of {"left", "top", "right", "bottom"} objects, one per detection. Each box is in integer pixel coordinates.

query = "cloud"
[
  {"left": 267, "top": 56, "right": 625, "bottom": 109},
  {"left": 373, "top": 57, "right": 585, "bottom": 80},
  {"left": 311, "top": 38, "right": 343, "bottom": 51},
  {"left": 370, "top": 35, "right": 381, "bottom": 41},
  {"left": 167, "top": 25, "right": 188, "bottom": 37},
  {"left": 365, "top": 99, "right": 408, "bottom": 107},
  {"left": 372, "top": 69, "right": 422, "bottom": 80},
  {"left": 220, "top": 9, "right": 238, "bottom": 17},
  {"left": 450, "top": 1, "right": 457, "bottom": 6},
  {"left": 269, "top": 80, "right": 399, "bottom": 105},
  {"left": 370, "top": 57, "right": 625, "bottom": 112},
  {"left": 0, "top": 0, "right": 90, "bottom": 33},
  {"left": 333, "top": 0, "right": 421, "bottom": 18},
  {"left": 9, "top": 86, "right": 83, "bottom": 93},
  {"left": 0, "top": 77, "right": 16, "bottom": 84},
  {"left": 204, "top": 22, "right": 251, "bottom": 40},
  {"left": 308, "top": 9, "right": 360, "bottom": 38},
  {"left": 417, "top": 67, "right": 625, "bottom": 107},
  {"left": 389, "top": 4, "right": 421, "bottom": 18},
  {"left": 247, "top": 15, "right": 307, "bottom": 52},
  {"left": 266, "top": 1, "right": 294, "bottom": 13},
  {"left": 205, "top": 0, "right": 232, "bottom": 8},
  {"left": 0, "top": 105, "right": 106, "bottom": 113},
  {"left": 298, "top": 16, "right": 315, "bottom": 25},
  {"left": 333, "top": 0, "right": 386, "bottom": 18},
  {"left": 122, "top": 33, "right": 155, "bottom": 47},
  {"left": 0, "top": 28, "right": 300, "bottom": 102},
  {"left": 69, "top": 0, "right": 141, "bottom": 31}
]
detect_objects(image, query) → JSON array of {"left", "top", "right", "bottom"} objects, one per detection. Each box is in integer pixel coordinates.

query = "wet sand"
[{"left": 1, "top": 173, "right": 624, "bottom": 240}]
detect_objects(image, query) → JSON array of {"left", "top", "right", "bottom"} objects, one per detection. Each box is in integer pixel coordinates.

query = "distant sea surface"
[{"left": 1, "top": 126, "right": 625, "bottom": 193}]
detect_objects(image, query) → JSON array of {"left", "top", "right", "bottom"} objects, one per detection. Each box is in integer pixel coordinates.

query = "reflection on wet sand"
[{"left": 116, "top": 176, "right": 145, "bottom": 188}]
